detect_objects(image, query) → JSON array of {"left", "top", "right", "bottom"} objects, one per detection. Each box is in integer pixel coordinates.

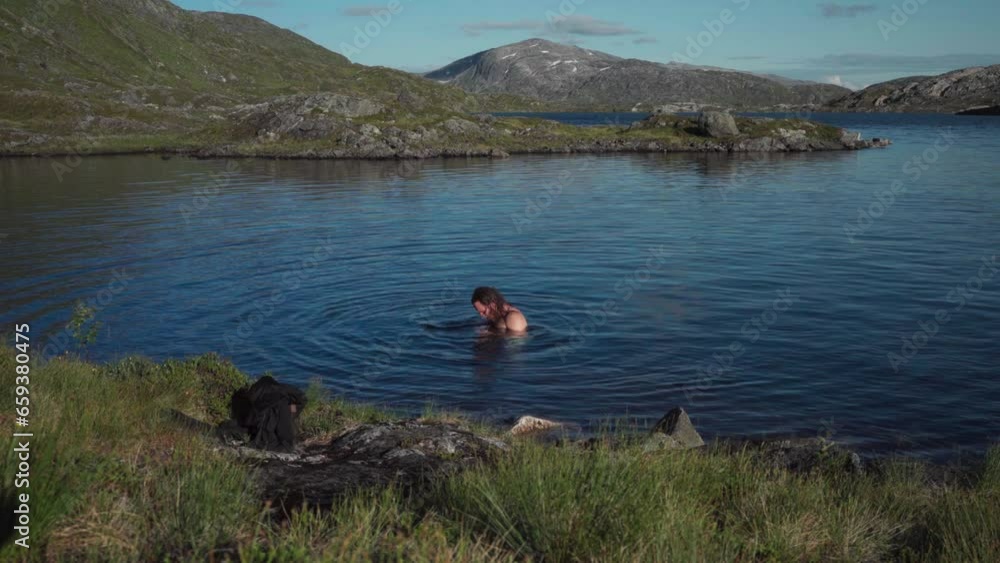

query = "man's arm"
[{"left": 505, "top": 311, "right": 527, "bottom": 332}]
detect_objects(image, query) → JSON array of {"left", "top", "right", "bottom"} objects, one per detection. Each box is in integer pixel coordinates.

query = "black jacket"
[{"left": 226, "top": 376, "right": 307, "bottom": 452}]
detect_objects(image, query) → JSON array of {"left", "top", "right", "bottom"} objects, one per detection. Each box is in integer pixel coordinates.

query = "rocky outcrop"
[
  {"left": 622, "top": 113, "right": 889, "bottom": 153},
  {"left": 226, "top": 420, "right": 507, "bottom": 510},
  {"left": 231, "top": 94, "right": 383, "bottom": 141},
  {"left": 441, "top": 118, "right": 481, "bottom": 135},
  {"left": 425, "top": 38, "right": 849, "bottom": 110},
  {"left": 825, "top": 65, "right": 1000, "bottom": 113},
  {"left": 696, "top": 112, "right": 740, "bottom": 138},
  {"left": 720, "top": 437, "right": 865, "bottom": 475}
]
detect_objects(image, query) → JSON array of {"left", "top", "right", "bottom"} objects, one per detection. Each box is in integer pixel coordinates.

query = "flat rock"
[{"left": 240, "top": 420, "right": 507, "bottom": 510}]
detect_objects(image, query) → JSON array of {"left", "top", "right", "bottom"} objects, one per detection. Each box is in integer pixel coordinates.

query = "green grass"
[
  {"left": 2, "top": 346, "right": 995, "bottom": 561},
  {"left": 736, "top": 117, "right": 845, "bottom": 143}
]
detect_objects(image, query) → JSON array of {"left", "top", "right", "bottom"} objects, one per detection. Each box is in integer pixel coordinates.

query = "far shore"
[{"left": 1, "top": 111, "right": 889, "bottom": 160}]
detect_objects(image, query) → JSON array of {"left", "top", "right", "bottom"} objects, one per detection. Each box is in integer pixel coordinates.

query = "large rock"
[
  {"left": 647, "top": 407, "right": 705, "bottom": 449},
  {"left": 239, "top": 420, "right": 506, "bottom": 510},
  {"left": 777, "top": 127, "right": 810, "bottom": 151},
  {"left": 696, "top": 111, "right": 740, "bottom": 138}
]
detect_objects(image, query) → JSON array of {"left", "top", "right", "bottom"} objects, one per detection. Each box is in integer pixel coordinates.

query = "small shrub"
[
  {"left": 100, "top": 355, "right": 160, "bottom": 379},
  {"left": 68, "top": 300, "right": 101, "bottom": 351},
  {"left": 190, "top": 354, "right": 250, "bottom": 422},
  {"left": 159, "top": 353, "right": 250, "bottom": 422}
]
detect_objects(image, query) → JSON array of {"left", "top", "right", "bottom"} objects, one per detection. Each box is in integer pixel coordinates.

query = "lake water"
[{"left": 2, "top": 113, "right": 998, "bottom": 460}]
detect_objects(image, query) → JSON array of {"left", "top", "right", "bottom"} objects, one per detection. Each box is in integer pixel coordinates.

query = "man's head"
[{"left": 471, "top": 286, "right": 508, "bottom": 321}]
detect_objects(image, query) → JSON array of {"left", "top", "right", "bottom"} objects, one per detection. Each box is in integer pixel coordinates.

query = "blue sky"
[{"left": 172, "top": 0, "right": 999, "bottom": 89}]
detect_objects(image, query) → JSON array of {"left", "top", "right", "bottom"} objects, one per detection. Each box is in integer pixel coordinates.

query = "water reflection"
[{"left": 472, "top": 326, "right": 530, "bottom": 380}]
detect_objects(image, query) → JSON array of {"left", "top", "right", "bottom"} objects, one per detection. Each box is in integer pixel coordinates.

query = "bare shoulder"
[{"left": 505, "top": 310, "right": 528, "bottom": 332}]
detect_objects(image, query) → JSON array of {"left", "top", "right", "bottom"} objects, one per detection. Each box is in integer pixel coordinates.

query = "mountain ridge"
[
  {"left": 824, "top": 64, "right": 1000, "bottom": 113},
  {"left": 425, "top": 38, "right": 850, "bottom": 111}
]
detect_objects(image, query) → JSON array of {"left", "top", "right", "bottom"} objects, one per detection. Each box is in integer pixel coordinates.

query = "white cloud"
[
  {"left": 550, "top": 15, "right": 640, "bottom": 36},
  {"left": 461, "top": 15, "right": 641, "bottom": 37},
  {"left": 461, "top": 19, "right": 544, "bottom": 37},
  {"left": 341, "top": 5, "right": 388, "bottom": 17},
  {"left": 824, "top": 74, "right": 860, "bottom": 90},
  {"left": 818, "top": 3, "right": 877, "bottom": 18}
]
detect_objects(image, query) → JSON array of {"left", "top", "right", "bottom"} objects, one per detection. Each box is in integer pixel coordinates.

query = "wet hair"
[{"left": 471, "top": 286, "right": 509, "bottom": 320}]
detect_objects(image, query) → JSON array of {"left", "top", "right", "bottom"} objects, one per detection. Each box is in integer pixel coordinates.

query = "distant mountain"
[
  {"left": 424, "top": 38, "right": 849, "bottom": 110},
  {"left": 825, "top": 65, "right": 1000, "bottom": 113}
]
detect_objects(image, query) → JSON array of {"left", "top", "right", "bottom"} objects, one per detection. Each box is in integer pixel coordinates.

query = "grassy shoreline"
[{"left": 2, "top": 348, "right": 995, "bottom": 561}]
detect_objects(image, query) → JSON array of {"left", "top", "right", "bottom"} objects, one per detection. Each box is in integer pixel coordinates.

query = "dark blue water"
[{"left": 2, "top": 113, "right": 999, "bottom": 460}]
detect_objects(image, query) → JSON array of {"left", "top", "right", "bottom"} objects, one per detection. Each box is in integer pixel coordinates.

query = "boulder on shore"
[{"left": 696, "top": 111, "right": 740, "bottom": 138}]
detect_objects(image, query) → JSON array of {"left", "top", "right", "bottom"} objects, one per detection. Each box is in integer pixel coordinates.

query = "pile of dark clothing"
[{"left": 216, "top": 376, "right": 308, "bottom": 452}]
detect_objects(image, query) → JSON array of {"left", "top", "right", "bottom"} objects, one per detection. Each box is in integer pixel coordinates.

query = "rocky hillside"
[
  {"left": 825, "top": 65, "right": 1000, "bottom": 113},
  {"left": 0, "top": 0, "right": 536, "bottom": 143},
  {"left": 425, "top": 38, "right": 849, "bottom": 111},
  {"left": 0, "top": 1, "right": 886, "bottom": 157}
]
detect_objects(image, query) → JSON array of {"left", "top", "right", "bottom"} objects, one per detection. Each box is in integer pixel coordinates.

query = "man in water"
[{"left": 471, "top": 286, "right": 528, "bottom": 332}]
